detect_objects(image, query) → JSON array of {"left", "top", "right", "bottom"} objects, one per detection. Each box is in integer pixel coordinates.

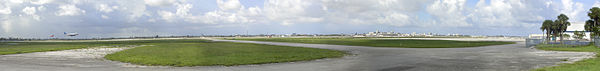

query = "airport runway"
[{"left": 0, "top": 38, "right": 594, "bottom": 71}]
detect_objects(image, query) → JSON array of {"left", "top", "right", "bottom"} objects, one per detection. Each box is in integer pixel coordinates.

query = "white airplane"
[{"left": 64, "top": 32, "right": 79, "bottom": 36}]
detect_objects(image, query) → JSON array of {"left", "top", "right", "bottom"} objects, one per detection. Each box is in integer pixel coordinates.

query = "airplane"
[{"left": 64, "top": 32, "right": 79, "bottom": 36}]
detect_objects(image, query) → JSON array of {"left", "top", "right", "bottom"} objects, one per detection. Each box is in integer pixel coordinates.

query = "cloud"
[
  {"left": 22, "top": 6, "right": 40, "bottom": 20},
  {"left": 55, "top": 4, "right": 86, "bottom": 16},
  {"left": 184, "top": 0, "right": 260, "bottom": 24},
  {"left": 8, "top": 0, "right": 23, "bottom": 4},
  {"left": 30, "top": 0, "right": 53, "bottom": 5},
  {"left": 96, "top": 4, "right": 117, "bottom": 13},
  {"left": 1, "top": 0, "right": 599, "bottom": 38},
  {"left": 157, "top": 10, "right": 175, "bottom": 22},
  {"left": 37, "top": 6, "right": 46, "bottom": 11},
  {"left": 557, "top": 0, "right": 584, "bottom": 21},
  {"left": 264, "top": 0, "right": 324, "bottom": 25},
  {"left": 101, "top": 15, "right": 109, "bottom": 19},
  {"left": 464, "top": 0, "right": 584, "bottom": 29},
  {"left": 1, "top": 20, "right": 10, "bottom": 33},
  {"left": 426, "top": 0, "right": 470, "bottom": 27},
  {"left": 317, "top": 0, "right": 434, "bottom": 27},
  {"left": 217, "top": 0, "right": 243, "bottom": 11},
  {"left": 593, "top": 1, "right": 600, "bottom": 7},
  {"left": 175, "top": 3, "right": 192, "bottom": 16},
  {"left": 144, "top": 0, "right": 177, "bottom": 6},
  {"left": 194, "top": 10, "right": 250, "bottom": 24},
  {"left": 376, "top": 13, "right": 412, "bottom": 27},
  {"left": 22, "top": 7, "right": 36, "bottom": 15},
  {"left": 0, "top": 5, "right": 11, "bottom": 14},
  {"left": 115, "top": 0, "right": 150, "bottom": 22}
]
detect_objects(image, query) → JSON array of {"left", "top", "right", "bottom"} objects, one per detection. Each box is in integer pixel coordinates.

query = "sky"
[{"left": 1, "top": 0, "right": 600, "bottom": 38}]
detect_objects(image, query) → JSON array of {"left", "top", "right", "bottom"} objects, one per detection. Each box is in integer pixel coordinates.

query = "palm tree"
[
  {"left": 541, "top": 20, "right": 554, "bottom": 42},
  {"left": 551, "top": 21, "right": 560, "bottom": 42},
  {"left": 555, "top": 14, "right": 570, "bottom": 43},
  {"left": 586, "top": 7, "right": 600, "bottom": 40},
  {"left": 585, "top": 20, "right": 596, "bottom": 39}
]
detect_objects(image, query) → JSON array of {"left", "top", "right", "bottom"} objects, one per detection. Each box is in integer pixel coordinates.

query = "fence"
[
  {"left": 526, "top": 38, "right": 591, "bottom": 47},
  {"left": 596, "top": 38, "right": 600, "bottom": 47},
  {"left": 526, "top": 38, "right": 543, "bottom": 47}
]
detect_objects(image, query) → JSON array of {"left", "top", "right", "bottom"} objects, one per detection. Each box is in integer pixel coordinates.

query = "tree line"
[{"left": 539, "top": 14, "right": 571, "bottom": 42}]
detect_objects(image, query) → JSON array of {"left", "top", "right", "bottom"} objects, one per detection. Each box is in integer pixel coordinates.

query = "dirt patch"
[
  {"left": 530, "top": 50, "right": 596, "bottom": 63},
  {"left": 2, "top": 45, "right": 145, "bottom": 58},
  {"left": 0, "top": 45, "right": 148, "bottom": 68}
]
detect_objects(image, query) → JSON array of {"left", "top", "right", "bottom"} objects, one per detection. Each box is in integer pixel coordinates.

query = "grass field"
[
  {"left": 534, "top": 44, "right": 600, "bottom": 71},
  {"left": 229, "top": 38, "right": 515, "bottom": 48},
  {"left": 1, "top": 39, "right": 345, "bottom": 66}
]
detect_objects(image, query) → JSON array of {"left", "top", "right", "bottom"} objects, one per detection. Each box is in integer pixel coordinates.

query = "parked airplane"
[{"left": 64, "top": 32, "right": 79, "bottom": 36}]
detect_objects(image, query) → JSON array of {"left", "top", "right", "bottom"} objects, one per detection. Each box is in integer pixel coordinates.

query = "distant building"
[
  {"left": 366, "top": 30, "right": 408, "bottom": 37},
  {"left": 528, "top": 34, "right": 545, "bottom": 39}
]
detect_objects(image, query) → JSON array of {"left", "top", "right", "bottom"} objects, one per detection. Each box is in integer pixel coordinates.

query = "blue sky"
[{"left": 1, "top": 0, "right": 600, "bottom": 38}]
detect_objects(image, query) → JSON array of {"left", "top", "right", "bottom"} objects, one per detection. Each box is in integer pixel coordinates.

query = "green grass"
[
  {"left": 534, "top": 44, "right": 600, "bottom": 71},
  {"left": 1, "top": 39, "right": 344, "bottom": 66},
  {"left": 104, "top": 39, "right": 344, "bottom": 66},
  {"left": 229, "top": 38, "right": 515, "bottom": 48}
]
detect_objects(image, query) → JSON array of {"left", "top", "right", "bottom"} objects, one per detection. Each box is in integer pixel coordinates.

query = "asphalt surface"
[{"left": 0, "top": 38, "right": 593, "bottom": 71}]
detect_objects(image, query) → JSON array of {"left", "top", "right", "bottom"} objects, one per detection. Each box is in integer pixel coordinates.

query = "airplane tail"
[{"left": 64, "top": 32, "right": 67, "bottom": 34}]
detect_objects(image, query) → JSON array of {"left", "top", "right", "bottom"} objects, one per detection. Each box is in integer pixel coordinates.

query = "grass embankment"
[
  {"left": 534, "top": 44, "right": 600, "bottom": 71},
  {"left": 1, "top": 39, "right": 344, "bottom": 66},
  {"left": 230, "top": 38, "right": 515, "bottom": 48}
]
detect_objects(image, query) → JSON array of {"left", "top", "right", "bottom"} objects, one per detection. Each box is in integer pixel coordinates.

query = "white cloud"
[
  {"left": 264, "top": 0, "right": 324, "bottom": 25},
  {"left": 184, "top": 0, "right": 260, "bottom": 24},
  {"left": 1, "top": 20, "right": 11, "bottom": 33},
  {"left": 101, "top": 15, "right": 109, "bottom": 19},
  {"left": 148, "top": 18, "right": 157, "bottom": 22},
  {"left": 157, "top": 11, "right": 175, "bottom": 22},
  {"left": 0, "top": 5, "right": 11, "bottom": 14},
  {"left": 22, "top": 6, "right": 40, "bottom": 20},
  {"left": 558, "top": 0, "right": 584, "bottom": 21},
  {"left": 217, "top": 0, "right": 243, "bottom": 11},
  {"left": 175, "top": 3, "right": 192, "bottom": 17},
  {"left": 154, "top": 3, "right": 193, "bottom": 22},
  {"left": 465, "top": 0, "right": 583, "bottom": 29},
  {"left": 30, "top": 0, "right": 53, "bottom": 5},
  {"left": 37, "top": 6, "right": 46, "bottom": 11},
  {"left": 144, "top": 0, "right": 177, "bottom": 6},
  {"left": 116, "top": 0, "right": 150, "bottom": 22},
  {"left": 593, "top": 1, "right": 600, "bottom": 7},
  {"left": 55, "top": 4, "right": 86, "bottom": 16},
  {"left": 426, "top": 0, "right": 471, "bottom": 27},
  {"left": 97, "top": 4, "right": 117, "bottom": 13},
  {"left": 9, "top": 0, "right": 23, "bottom": 4},
  {"left": 195, "top": 10, "right": 249, "bottom": 24},
  {"left": 22, "top": 7, "right": 36, "bottom": 15},
  {"left": 0, "top": 0, "right": 598, "bottom": 37},
  {"left": 376, "top": 13, "right": 412, "bottom": 27},
  {"left": 318, "top": 0, "right": 432, "bottom": 27},
  {"left": 469, "top": 0, "right": 517, "bottom": 27}
]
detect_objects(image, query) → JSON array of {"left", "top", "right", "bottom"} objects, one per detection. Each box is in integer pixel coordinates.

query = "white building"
[
  {"left": 529, "top": 34, "right": 546, "bottom": 39},
  {"left": 564, "top": 22, "right": 591, "bottom": 40}
]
